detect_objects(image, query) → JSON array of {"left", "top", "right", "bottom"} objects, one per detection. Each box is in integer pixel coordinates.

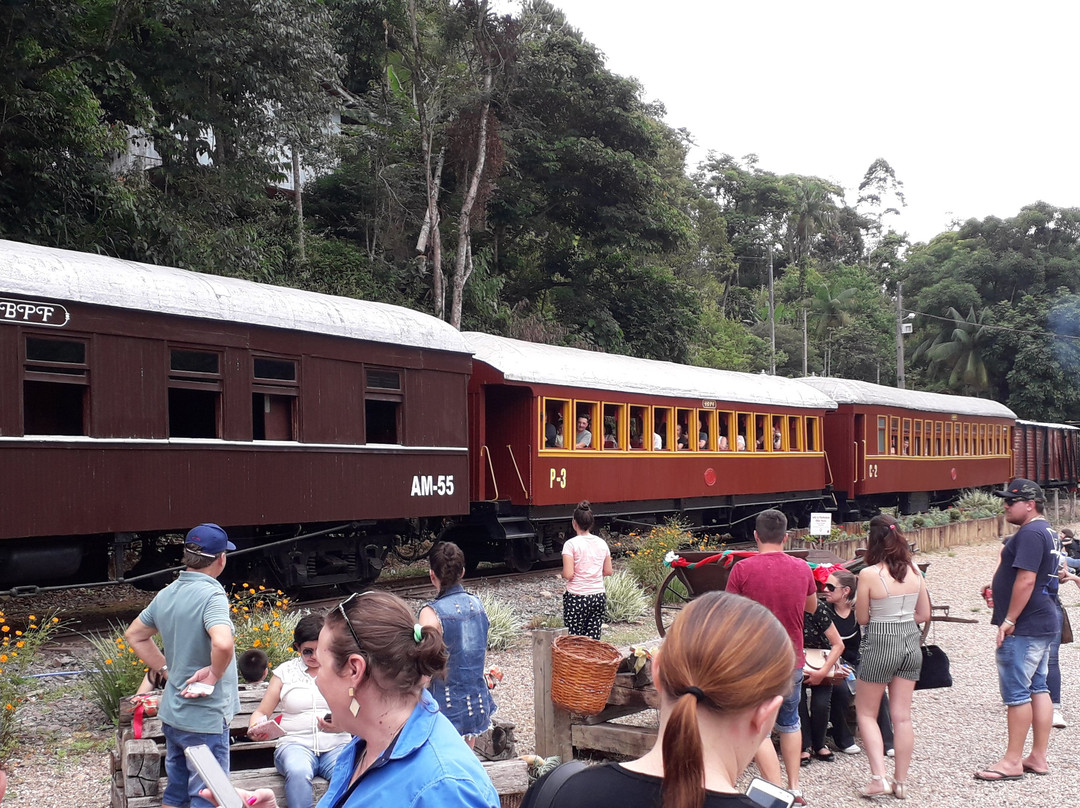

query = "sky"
[{"left": 495, "top": 0, "right": 1080, "bottom": 244}]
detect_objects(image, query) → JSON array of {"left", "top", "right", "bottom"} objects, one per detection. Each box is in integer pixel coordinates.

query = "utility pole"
[
  {"left": 896, "top": 282, "right": 905, "bottom": 389},
  {"left": 802, "top": 308, "right": 808, "bottom": 376},
  {"left": 768, "top": 246, "right": 775, "bottom": 375}
]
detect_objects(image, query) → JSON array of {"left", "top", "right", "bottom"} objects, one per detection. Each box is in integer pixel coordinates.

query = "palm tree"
[
  {"left": 811, "top": 284, "right": 857, "bottom": 375},
  {"left": 914, "top": 306, "right": 993, "bottom": 393}
]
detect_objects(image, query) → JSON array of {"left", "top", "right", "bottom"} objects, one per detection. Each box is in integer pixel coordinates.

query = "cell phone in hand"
[
  {"left": 324, "top": 713, "right": 333, "bottom": 723},
  {"left": 183, "top": 681, "right": 215, "bottom": 697},
  {"left": 184, "top": 744, "right": 243, "bottom": 808},
  {"left": 745, "top": 777, "right": 795, "bottom": 808}
]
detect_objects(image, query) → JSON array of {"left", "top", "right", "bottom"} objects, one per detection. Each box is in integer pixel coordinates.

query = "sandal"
[
  {"left": 800, "top": 751, "right": 812, "bottom": 767},
  {"left": 890, "top": 779, "right": 906, "bottom": 800},
  {"left": 814, "top": 748, "right": 835, "bottom": 762},
  {"left": 858, "top": 775, "right": 892, "bottom": 799}
]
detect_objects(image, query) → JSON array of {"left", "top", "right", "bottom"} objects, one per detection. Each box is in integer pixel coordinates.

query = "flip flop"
[
  {"left": 974, "top": 769, "right": 1023, "bottom": 782},
  {"left": 1023, "top": 765, "right": 1049, "bottom": 776}
]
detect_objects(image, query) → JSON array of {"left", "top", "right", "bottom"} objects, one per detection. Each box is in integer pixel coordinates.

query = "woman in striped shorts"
[
  {"left": 560, "top": 500, "right": 613, "bottom": 640},
  {"left": 854, "top": 515, "right": 931, "bottom": 799}
]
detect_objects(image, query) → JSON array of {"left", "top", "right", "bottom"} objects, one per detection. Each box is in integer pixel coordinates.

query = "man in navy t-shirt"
[{"left": 975, "top": 479, "right": 1061, "bottom": 782}]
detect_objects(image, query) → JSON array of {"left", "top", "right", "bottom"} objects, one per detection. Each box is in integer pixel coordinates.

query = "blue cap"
[{"left": 185, "top": 523, "right": 236, "bottom": 554}]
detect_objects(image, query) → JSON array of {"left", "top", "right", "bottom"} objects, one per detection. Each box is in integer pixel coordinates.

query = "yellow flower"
[
  {"left": 1, "top": 626, "right": 8, "bottom": 633},
  {"left": 0, "top": 655, "right": 6, "bottom": 662},
  {"left": 15, "top": 641, "right": 24, "bottom": 648},
  {"left": 252, "top": 640, "right": 261, "bottom": 647},
  {"left": 51, "top": 617, "right": 59, "bottom": 623},
  {"left": 258, "top": 585, "right": 265, "bottom": 591},
  {"left": 105, "top": 658, "right": 113, "bottom": 664}
]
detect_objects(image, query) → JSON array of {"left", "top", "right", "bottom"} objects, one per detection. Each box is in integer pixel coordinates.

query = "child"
[
  {"left": 238, "top": 647, "right": 269, "bottom": 685},
  {"left": 561, "top": 500, "right": 613, "bottom": 640}
]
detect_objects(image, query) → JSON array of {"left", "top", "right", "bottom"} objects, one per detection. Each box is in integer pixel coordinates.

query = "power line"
[{"left": 906, "top": 309, "right": 1080, "bottom": 343}]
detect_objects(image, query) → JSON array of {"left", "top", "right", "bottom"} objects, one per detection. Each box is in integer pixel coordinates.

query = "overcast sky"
[{"left": 496, "top": 0, "right": 1080, "bottom": 244}]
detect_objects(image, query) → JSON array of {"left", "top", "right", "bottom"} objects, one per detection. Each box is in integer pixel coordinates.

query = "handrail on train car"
[
  {"left": 480, "top": 444, "right": 499, "bottom": 502},
  {"left": 853, "top": 440, "right": 858, "bottom": 486},
  {"left": 506, "top": 445, "right": 529, "bottom": 500},
  {"left": 823, "top": 448, "right": 836, "bottom": 487}
]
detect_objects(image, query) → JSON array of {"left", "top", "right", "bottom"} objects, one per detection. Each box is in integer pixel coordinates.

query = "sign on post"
[{"left": 809, "top": 512, "right": 833, "bottom": 536}]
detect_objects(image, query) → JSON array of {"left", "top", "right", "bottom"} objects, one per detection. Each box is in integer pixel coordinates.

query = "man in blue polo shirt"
[
  {"left": 126, "top": 524, "right": 241, "bottom": 808},
  {"left": 975, "top": 479, "right": 1061, "bottom": 783}
]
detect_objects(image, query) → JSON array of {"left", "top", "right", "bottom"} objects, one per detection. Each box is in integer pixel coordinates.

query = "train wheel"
[
  {"left": 392, "top": 533, "right": 435, "bottom": 563},
  {"left": 654, "top": 569, "right": 692, "bottom": 637}
]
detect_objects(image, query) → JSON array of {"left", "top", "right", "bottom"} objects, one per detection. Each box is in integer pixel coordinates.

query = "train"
[{"left": 0, "top": 240, "right": 1074, "bottom": 595}]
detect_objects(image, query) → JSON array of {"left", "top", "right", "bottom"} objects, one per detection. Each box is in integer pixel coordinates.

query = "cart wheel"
[{"left": 654, "top": 569, "right": 693, "bottom": 637}]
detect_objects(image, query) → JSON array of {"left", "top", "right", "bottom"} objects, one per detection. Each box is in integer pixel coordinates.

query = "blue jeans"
[
  {"left": 997, "top": 633, "right": 1054, "bottom": 707},
  {"left": 275, "top": 742, "right": 345, "bottom": 808},
  {"left": 775, "top": 669, "right": 803, "bottom": 733},
  {"left": 161, "top": 721, "right": 231, "bottom": 808}
]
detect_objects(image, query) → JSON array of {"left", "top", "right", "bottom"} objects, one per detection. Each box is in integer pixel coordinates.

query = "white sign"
[{"left": 809, "top": 512, "right": 833, "bottom": 536}]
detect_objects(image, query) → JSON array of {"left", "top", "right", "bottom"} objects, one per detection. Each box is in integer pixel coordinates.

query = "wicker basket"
[{"left": 550, "top": 634, "right": 623, "bottom": 715}]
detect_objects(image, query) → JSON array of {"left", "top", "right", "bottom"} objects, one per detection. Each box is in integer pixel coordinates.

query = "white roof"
[
  {"left": 463, "top": 332, "right": 837, "bottom": 410},
  {"left": 1016, "top": 419, "right": 1080, "bottom": 431},
  {"left": 0, "top": 239, "right": 469, "bottom": 354},
  {"left": 798, "top": 376, "right": 1016, "bottom": 419}
]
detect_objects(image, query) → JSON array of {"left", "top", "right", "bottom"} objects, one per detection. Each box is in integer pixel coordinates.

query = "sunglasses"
[
  {"left": 823, "top": 583, "right": 837, "bottom": 592},
  {"left": 1003, "top": 499, "right": 1025, "bottom": 506},
  {"left": 337, "top": 591, "right": 375, "bottom": 652}
]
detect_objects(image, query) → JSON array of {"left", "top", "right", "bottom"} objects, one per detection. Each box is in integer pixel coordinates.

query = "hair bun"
[{"left": 578, "top": 500, "right": 592, "bottom": 510}]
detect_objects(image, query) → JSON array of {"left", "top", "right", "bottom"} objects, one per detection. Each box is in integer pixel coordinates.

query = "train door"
[{"left": 854, "top": 414, "right": 865, "bottom": 493}]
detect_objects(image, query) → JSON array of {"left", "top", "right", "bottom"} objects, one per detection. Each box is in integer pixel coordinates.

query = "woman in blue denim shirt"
[
  {"left": 207, "top": 590, "right": 500, "bottom": 808},
  {"left": 418, "top": 541, "right": 497, "bottom": 746}
]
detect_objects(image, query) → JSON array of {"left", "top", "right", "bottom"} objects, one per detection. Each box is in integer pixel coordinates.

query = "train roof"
[
  {"left": 1016, "top": 419, "right": 1080, "bottom": 431},
  {"left": 0, "top": 239, "right": 469, "bottom": 354},
  {"left": 797, "top": 376, "right": 1017, "bottom": 419},
  {"left": 463, "top": 332, "right": 837, "bottom": 410}
]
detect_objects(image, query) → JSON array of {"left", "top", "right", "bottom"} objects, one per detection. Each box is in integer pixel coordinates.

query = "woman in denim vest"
[{"left": 418, "top": 541, "right": 497, "bottom": 747}]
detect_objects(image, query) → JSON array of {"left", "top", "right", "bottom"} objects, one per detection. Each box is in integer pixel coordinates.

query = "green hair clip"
[{"left": 413, "top": 623, "right": 423, "bottom": 643}]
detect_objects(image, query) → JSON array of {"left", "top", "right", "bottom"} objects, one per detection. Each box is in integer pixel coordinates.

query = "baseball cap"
[
  {"left": 991, "top": 478, "right": 1045, "bottom": 503},
  {"left": 185, "top": 523, "right": 236, "bottom": 555}
]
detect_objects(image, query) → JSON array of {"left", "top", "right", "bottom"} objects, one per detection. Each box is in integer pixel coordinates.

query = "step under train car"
[
  {"left": 798, "top": 376, "right": 1016, "bottom": 518},
  {"left": 441, "top": 332, "right": 838, "bottom": 571}
]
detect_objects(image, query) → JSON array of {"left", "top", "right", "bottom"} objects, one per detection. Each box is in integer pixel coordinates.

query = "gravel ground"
[{"left": 8, "top": 533, "right": 1080, "bottom": 807}]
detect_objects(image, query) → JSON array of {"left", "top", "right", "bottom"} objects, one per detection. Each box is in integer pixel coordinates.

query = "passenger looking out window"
[
  {"left": 676, "top": 423, "right": 690, "bottom": 450},
  {"left": 773, "top": 424, "right": 782, "bottom": 450},
  {"left": 575, "top": 415, "right": 593, "bottom": 449}
]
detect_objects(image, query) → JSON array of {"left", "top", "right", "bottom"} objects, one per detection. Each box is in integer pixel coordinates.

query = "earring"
[{"left": 349, "top": 686, "right": 361, "bottom": 717}]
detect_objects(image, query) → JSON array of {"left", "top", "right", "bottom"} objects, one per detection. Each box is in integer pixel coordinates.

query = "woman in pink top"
[{"left": 561, "top": 500, "right": 614, "bottom": 639}]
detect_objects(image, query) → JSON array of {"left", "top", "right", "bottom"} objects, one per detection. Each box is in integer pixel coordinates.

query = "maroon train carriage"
[
  {"left": 439, "top": 332, "right": 837, "bottom": 571},
  {"left": 0, "top": 240, "right": 472, "bottom": 595},
  {"left": 798, "top": 376, "right": 1016, "bottom": 518},
  {"left": 1013, "top": 419, "right": 1080, "bottom": 494}
]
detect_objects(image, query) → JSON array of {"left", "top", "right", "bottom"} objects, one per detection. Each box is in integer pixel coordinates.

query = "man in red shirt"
[{"left": 727, "top": 509, "right": 817, "bottom": 805}]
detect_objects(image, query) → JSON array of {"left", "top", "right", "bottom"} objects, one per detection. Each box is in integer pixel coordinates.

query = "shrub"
[
  {"left": 0, "top": 610, "right": 64, "bottom": 761},
  {"left": 625, "top": 518, "right": 706, "bottom": 592},
  {"left": 477, "top": 591, "right": 521, "bottom": 651},
  {"left": 230, "top": 584, "right": 302, "bottom": 670},
  {"left": 84, "top": 624, "right": 161, "bottom": 725},
  {"left": 604, "top": 571, "right": 650, "bottom": 623},
  {"left": 957, "top": 488, "right": 1005, "bottom": 513}
]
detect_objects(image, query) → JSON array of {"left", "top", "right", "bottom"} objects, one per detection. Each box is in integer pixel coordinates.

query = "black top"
[{"left": 520, "top": 762, "right": 759, "bottom": 808}]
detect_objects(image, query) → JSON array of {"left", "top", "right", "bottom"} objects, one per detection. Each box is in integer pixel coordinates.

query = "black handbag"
[{"left": 914, "top": 644, "right": 952, "bottom": 690}]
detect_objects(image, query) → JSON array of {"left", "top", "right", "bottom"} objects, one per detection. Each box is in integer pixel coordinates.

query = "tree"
[
  {"left": 913, "top": 306, "right": 994, "bottom": 393},
  {"left": 810, "top": 283, "right": 857, "bottom": 376}
]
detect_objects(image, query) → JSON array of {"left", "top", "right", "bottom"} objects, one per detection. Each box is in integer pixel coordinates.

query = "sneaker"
[
  {"left": 1053, "top": 708, "right": 1067, "bottom": 728},
  {"left": 886, "top": 748, "right": 895, "bottom": 758},
  {"left": 839, "top": 744, "right": 861, "bottom": 755}
]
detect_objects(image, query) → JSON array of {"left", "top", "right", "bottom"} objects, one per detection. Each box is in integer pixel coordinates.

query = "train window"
[
  {"left": 979, "top": 423, "right": 987, "bottom": 455},
  {"left": 674, "top": 408, "right": 693, "bottom": 450},
  {"left": 23, "top": 336, "right": 89, "bottom": 435},
  {"left": 602, "top": 403, "right": 625, "bottom": 450},
  {"left": 961, "top": 423, "right": 970, "bottom": 455},
  {"left": 654, "top": 407, "right": 673, "bottom": 450},
  {"left": 168, "top": 348, "right": 221, "bottom": 438},
  {"left": 365, "top": 367, "right": 402, "bottom": 444},
  {"left": 574, "top": 402, "right": 598, "bottom": 449},
  {"left": 935, "top": 422, "right": 943, "bottom": 456},
  {"left": 901, "top": 419, "right": 911, "bottom": 455},
  {"left": 770, "top": 416, "right": 783, "bottom": 451},
  {"left": 787, "top": 416, "right": 801, "bottom": 451},
  {"left": 252, "top": 356, "right": 297, "bottom": 441},
  {"left": 805, "top": 417, "right": 818, "bottom": 452},
  {"left": 698, "top": 410, "right": 716, "bottom": 451},
  {"left": 736, "top": 413, "right": 750, "bottom": 451},
  {"left": 913, "top": 421, "right": 922, "bottom": 455},
  {"left": 944, "top": 422, "right": 954, "bottom": 455},
  {"left": 889, "top": 417, "right": 900, "bottom": 455},
  {"left": 628, "top": 405, "right": 649, "bottom": 450},
  {"left": 717, "top": 411, "right": 734, "bottom": 451},
  {"left": 543, "top": 399, "right": 569, "bottom": 449},
  {"left": 754, "top": 414, "right": 767, "bottom": 451},
  {"left": 877, "top": 416, "right": 887, "bottom": 454}
]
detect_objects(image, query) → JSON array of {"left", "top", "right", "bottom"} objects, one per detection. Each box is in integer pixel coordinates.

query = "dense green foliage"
[{"left": 2, "top": 0, "right": 1078, "bottom": 420}]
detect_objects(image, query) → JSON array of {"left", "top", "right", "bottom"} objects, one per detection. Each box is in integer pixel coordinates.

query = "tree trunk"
[
  {"left": 291, "top": 146, "right": 305, "bottom": 262},
  {"left": 449, "top": 74, "right": 492, "bottom": 330}
]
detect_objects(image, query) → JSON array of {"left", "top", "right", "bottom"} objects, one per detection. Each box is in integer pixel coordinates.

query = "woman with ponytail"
[
  {"left": 561, "top": 501, "right": 613, "bottom": 640},
  {"left": 521, "top": 591, "right": 796, "bottom": 808},
  {"left": 854, "top": 515, "right": 930, "bottom": 799}
]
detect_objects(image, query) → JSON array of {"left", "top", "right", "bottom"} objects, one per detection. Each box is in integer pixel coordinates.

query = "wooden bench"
[{"left": 110, "top": 686, "right": 528, "bottom": 808}]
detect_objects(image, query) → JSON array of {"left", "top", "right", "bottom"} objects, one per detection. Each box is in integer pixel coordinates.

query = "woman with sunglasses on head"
[
  {"left": 854, "top": 516, "right": 930, "bottom": 799},
  {"left": 798, "top": 574, "right": 848, "bottom": 765},
  {"left": 521, "top": 591, "right": 795, "bottom": 808},
  {"left": 248, "top": 614, "right": 351, "bottom": 808},
  {"left": 219, "top": 592, "right": 499, "bottom": 808},
  {"left": 418, "top": 541, "right": 497, "bottom": 748}
]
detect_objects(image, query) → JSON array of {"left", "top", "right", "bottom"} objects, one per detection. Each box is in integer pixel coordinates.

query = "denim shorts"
[
  {"left": 775, "top": 668, "right": 803, "bottom": 733},
  {"left": 996, "top": 633, "right": 1055, "bottom": 707},
  {"left": 161, "top": 720, "right": 232, "bottom": 808}
]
